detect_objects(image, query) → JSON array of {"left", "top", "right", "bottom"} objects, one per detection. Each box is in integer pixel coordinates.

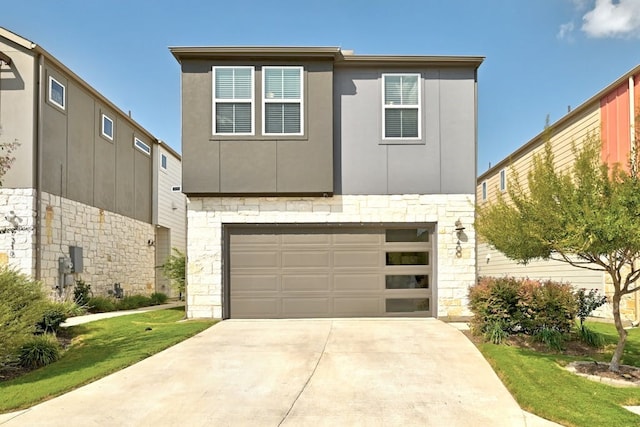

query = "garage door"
[{"left": 228, "top": 226, "right": 434, "bottom": 318}]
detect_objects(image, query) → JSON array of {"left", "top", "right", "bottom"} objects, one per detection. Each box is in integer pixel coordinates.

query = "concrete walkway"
[
  {"left": 60, "top": 301, "right": 185, "bottom": 327},
  {"left": 0, "top": 318, "right": 561, "bottom": 426}
]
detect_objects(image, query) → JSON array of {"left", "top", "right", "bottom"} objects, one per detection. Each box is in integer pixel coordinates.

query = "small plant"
[
  {"left": 533, "top": 326, "right": 566, "bottom": 351},
  {"left": 87, "top": 296, "right": 116, "bottom": 313},
  {"left": 162, "top": 248, "right": 185, "bottom": 299},
  {"left": 575, "top": 288, "right": 607, "bottom": 329},
  {"left": 35, "top": 302, "right": 69, "bottom": 334},
  {"left": 484, "top": 320, "right": 509, "bottom": 344},
  {"left": 576, "top": 324, "right": 605, "bottom": 348},
  {"left": 18, "top": 334, "right": 61, "bottom": 369},
  {"left": 149, "top": 292, "right": 168, "bottom": 305},
  {"left": 73, "top": 280, "right": 92, "bottom": 306}
]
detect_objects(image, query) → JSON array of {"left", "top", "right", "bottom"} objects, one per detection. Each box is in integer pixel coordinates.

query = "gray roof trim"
[
  {"left": 477, "top": 63, "right": 640, "bottom": 182},
  {"left": 170, "top": 46, "right": 342, "bottom": 62},
  {"left": 336, "top": 55, "right": 484, "bottom": 68}
]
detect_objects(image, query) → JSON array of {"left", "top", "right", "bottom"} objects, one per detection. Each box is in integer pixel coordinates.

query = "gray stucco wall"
[
  {"left": 334, "top": 67, "right": 477, "bottom": 195},
  {"left": 180, "top": 60, "right": 334, "bottom": 195},
  {"left": 40, "top": 61, "right": 152, "bottom": 223}
]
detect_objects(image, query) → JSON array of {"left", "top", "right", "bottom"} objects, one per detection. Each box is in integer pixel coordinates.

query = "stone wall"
[
  {"left": 0, "top": 188, "right": 36, "bottom": 274},
  {"left": 39, "top": 192, "right": 155, "bottom": 298},
  {"left": 187, "top": 194, "right": 476, "bottom": 319}
]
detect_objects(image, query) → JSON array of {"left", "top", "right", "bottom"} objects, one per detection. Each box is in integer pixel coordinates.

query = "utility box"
[{"left": 69, "top": 246, "right": 83, "bottom": 273}]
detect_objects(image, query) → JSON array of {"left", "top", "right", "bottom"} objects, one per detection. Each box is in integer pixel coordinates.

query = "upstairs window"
[
  {"left": 263, "top": 66, "right": 303, "bottom": 135},
  {"left": 49, "top": 76, "right": 65, "bottom": 110},
  {"left": 160, "top": 153, "right": 168, "bottom": 170},
  {"left": 481, "top": 181, "right": 487, "bottom": 201},
  {"left": 101, "top": 114, "right": 114, "bottom": 140},
  {"left": 213, "top": 66, "right": 254, "bottom": 135},
  {"left": 500, "top": 169, "right": 506, "bottom": 192},
  {"left": 382, "top": 74, "right": 420, "bottom": 139},
  {"left": 134, "top": 137, "right": 151, "bottom": 155}
]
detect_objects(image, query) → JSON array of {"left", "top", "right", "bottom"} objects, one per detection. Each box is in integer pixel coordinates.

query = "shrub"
[
  {"left": 116, "top": 295, "right": 152, "bottom": 310},
  {"left": 18, "top": 334, "right": 61, "bottom": 369},
  {"left": 577, "top": 324, "right": 605, "bottom": 348},
  {"left": 468, "top": 277, "right": 523, "bottom": 336},
  {"left": 36, "top": 302, "right": 69, "bottom": 334},
  {"left": 73, "top": 280, "right": 92, "bottom": 306},
  {"left": 484, "top": 320, "right": 509, "bottom": 344},
  {"left": 0, "top": 267, "right": 47, "bottom": 364},
  {"left": 529, "top": 281, "right": 577, "bottom": 334},
  {"left": 162, "top": 248, "right": 185, "bottom": 299},
  {"left": 533, "top": 326, "right": 566, "bottom": 351},
  {"left": 149, "top": 292, "right": 168, "bottom": 305},
  {"left": 87, "top": 296, "right": 116, "bottom": 313},
  {"left": 575, "top": 288, "right": 607, "bottom": 328}
]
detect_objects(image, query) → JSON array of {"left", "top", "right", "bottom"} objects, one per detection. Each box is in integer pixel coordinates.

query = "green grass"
[
  {"left": 478, "top": 323, "right": 640, "bottom": 427},
  {"left": 0, "top": 307, "right": 216, "bottom": 413}
]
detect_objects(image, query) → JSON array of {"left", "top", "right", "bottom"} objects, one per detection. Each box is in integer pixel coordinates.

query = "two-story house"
[
  {"left": 171, "top": 46, "right": 483, "bottom": 319},
  {"left": 0, "top": 27, "right": 186, "bottom": 298},
  {"left": 477, "top": 64, "right": 640, "bottom": 322}
]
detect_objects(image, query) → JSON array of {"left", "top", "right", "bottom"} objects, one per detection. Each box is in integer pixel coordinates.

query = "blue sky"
[{"left": 3, "top": 0, "right": 640, "bottom": 173}]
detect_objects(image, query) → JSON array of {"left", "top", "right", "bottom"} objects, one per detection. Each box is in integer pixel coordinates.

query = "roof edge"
[{"left": 170, "top": 46, "right": 342, "bottom": 61}]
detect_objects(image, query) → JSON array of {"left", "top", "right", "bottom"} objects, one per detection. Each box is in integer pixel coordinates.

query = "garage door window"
[
  {"left": 385, "top": 229, "right": 429, "bottom": 242},
  {"left": 386, "top": 298, "right": 430, "bottom": 313},
  {"left": 386, "top": 252, "right": 429, "bottom": 265},
  {"left": 386, "top": 275, "right": 428, "bottom": 289}
]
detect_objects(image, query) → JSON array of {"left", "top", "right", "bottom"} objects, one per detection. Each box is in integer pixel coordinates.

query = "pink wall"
[{"left": 600, "top": 82, "right": 630, "bottom": 170}]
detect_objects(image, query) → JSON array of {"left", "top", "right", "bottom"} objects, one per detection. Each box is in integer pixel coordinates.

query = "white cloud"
[
  {"left": 581, "top": 0, "right": 640, "bottom": 38},
  {"left": 557, "top": 21, "right": 575, "bottom": 40}
]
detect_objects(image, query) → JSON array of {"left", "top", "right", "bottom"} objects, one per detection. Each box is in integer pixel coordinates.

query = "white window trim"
[
  {"left": 262, "top": 66, "right": 304, "bottom": 136},
  {"left": 101, "top": 114, "right": 114, "bottom": 140},
  {"left": 381, "top": 73, "right": 422, "bottom": 141},
  {"left": 481, "top": 181, "right": 487, "bottom": 201},
  {"left": 160, "top": 153, "right": 168, "bottom": 170},
  {"left": 48, "top": 76, "right": 65, "bottom": 110},
  {"left": 499, "top": 169, "right": 506, "bottom": 192},
  {"left": 134, "top": 137, "right": 151, "bottom": 155},
  {"left": 212, "top": 66, "right": 254, "bottom": 136}
]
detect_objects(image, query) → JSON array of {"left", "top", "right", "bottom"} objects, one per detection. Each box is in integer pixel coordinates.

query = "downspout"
[{"left": 34, "top": 53, "right": 44, "bottom": 281}]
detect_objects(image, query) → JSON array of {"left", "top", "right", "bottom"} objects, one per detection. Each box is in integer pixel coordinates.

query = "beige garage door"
[{"left": 228, "top": 226, "right": 434, "bottom": 318}]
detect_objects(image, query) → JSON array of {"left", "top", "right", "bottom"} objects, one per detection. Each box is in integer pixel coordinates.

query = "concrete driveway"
[{"left": 0, "top": 319, "right": 555, "bottom": 426}]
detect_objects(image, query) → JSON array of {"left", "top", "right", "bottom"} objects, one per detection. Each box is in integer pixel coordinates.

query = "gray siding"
[
  {"left": 180, "top": 60, "right": 333, "bottom": 195},
  {"left": 40, "top": 61, "right": 152, "bottom": 223},
  {"left": 334, "top": 67, "right": 477, "bottom": 195}
]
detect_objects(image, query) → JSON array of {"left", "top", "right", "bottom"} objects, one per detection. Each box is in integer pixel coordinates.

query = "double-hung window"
[
  {"left": 382, "top": 74, "right": 420, "bottom": 139},
  {"left": 263, "top": 66, "right": 303, "bottom": 135},
  {"left": 213, "top": 66, "right": 254, "bottom": 135},
  {"left": 49, "top": 76, "right": 65, "bottom": 110}
]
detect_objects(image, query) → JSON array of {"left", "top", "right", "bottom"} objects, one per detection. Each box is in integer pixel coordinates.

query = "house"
[
  {"left": 0, "top": 27, "right": 186, "bottom": 298},
  {"left": 477, "top": 64, "right": 640, "bottom": 321},
  {"left": 170, "top": 46, "right": 483, "bottom": 319}
]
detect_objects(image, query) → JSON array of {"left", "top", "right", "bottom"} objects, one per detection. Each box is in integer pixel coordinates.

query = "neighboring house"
[
  {"left": 170, "top": 46, "right": 483, "bottom": 319},
  {"left": 0, "top": 27, "right": 185, "bottom": 298},
  {"left": 477, "top": 64, "right": 640, "bottom": 321}
]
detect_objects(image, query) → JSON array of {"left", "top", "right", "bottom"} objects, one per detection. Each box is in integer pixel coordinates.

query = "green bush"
[
  {"left": 87, "top": 296, "right": 116, "bottom": 313},
  {"left": 533, "top": 326, "right": 566, "bottom": 351},
  {"left": 575, "top": 288, "right": 607, "bottom": 328},
  {"left": 18, "top": 334, "right": 61, "bottom": 369},
  {"left": 0, "top": 267, "right": 47, "bottom": 364},
  {"left": 577, "top": 324, "right": 605, "bottom": 348},
  {"left": 73, "top": 280, "right": 92, "bottom": 306},
  {"left": 36, "top": 302, "right": 69, "bottom": 334},
  {"left": 162, "top": 248, "right": 185, "bottom": 299},
  {"left": 149, "top": 292, "right": 168, "bottom": 305},
  {"left": 116, "top": 295, "right": 152, "bottom": 310},
  {"left": 484, "top": 320, "right": 509, "bottom": 344},
  {"left": 469, "top": 277, "right": 578, "bottom": 342}
]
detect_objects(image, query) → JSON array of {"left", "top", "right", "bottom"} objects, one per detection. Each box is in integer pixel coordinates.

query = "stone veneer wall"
[
  {"left": 0, "top": 188, "right": 36, "bottom": 275},
  {"left": 187, "top": 194, "right": 476, "bottom": 319},
  {"left": 40, "top": 192, "right": 155, "bottom": 298}
]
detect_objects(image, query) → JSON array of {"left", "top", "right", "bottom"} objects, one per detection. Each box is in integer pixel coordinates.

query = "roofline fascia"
[
  {"left": 335, "top": 55, "right": 484, "bottom": 69},
  {"left": 169, "top": 46, "right": 342, "bottom": 62},
  {"left": 477, "top": 63, "right": 640, "bottom": 182}
]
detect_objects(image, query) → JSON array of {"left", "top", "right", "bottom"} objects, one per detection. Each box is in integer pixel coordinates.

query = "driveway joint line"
[{"left": 277, "top": 320, "right": 334, "bottom": 426}]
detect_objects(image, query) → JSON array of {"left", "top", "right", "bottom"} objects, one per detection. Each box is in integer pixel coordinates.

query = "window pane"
[
  {"left": 386, "top": 252, "right": 429, "bottom": 266},
  {"left": 282, "top": 68, "right": 300, "bottom": 99},
  {"left": 385, "top": 229, "right": 429, "bottom": 242},
  {"left": 386, "top": 298, "right": 430, "bottom": 312},
  {"left": 384, "top": 75, "right": 401, "bottom": 105},
  {"left": 215, "top": 68, "right": 234, "bottom": 99},
  {"left": 234, "top": 68, "right": 252, "bottom": 99},
  {"left": 401, "top": 75, "right": 418, "bottom": 104},
  {"left": 265, "top": 103, "right": 300, "bottom": 134},
  {"left": 264, "top": 68, "right": 283, "bottom": 99},
  {"left": 385, "top": 275, "right": 429, "bottom": 289},
  {"left": 216, "top": 103, "right": 251, "bottom": 133},
  {"left": 265, "top": 103, "right": 283, "bottom": 133},
  {"left": 385, "top": 109, "right": 401, "bottom": 138},
  {"left": 50, "top": 79, "right": 64, "bottom": 107},
  {"left": 401, "top": 109, "right": 419, "bottom": 138},
  {"left": 216, "top": 104, "right": 234, "bottom": 133},
  {"left": 385, "top": 109, "right": 418, "bottom": 138},
  {"left": 283, "top": 104, "right": 300, "bottom": 133},
  {"left": 103, "top": 116, "right": 113, "bottom": 138},
  {"left": 234, "top": 103, "right": 251, "bottom": 133}
]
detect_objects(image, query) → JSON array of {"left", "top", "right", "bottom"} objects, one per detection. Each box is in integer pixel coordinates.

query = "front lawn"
[
  {"left": 477, "top": 322, "right": 640, "bottom": 427},
  {"left": 0, "top": 307, "right": 216, "bottom": 413}
]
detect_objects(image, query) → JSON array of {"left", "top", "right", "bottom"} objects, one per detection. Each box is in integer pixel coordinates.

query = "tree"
[
  {"left": 0, "top": 138, "right": 19, "bottom": 186},
  {"left": 162, "top": 248, "right": 185, "bottom": 300},
  {"left": 476, "top": 134, "right": 640, "bottom": 372}
]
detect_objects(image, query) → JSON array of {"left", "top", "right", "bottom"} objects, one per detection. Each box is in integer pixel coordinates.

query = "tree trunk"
[{"left": 610, "top": 291, "right": 628, "bottom": 372}]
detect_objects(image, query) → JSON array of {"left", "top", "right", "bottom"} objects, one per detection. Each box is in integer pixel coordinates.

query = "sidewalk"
[{"left": 60, "top": 301, "right": 185, "bottom": 327}]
